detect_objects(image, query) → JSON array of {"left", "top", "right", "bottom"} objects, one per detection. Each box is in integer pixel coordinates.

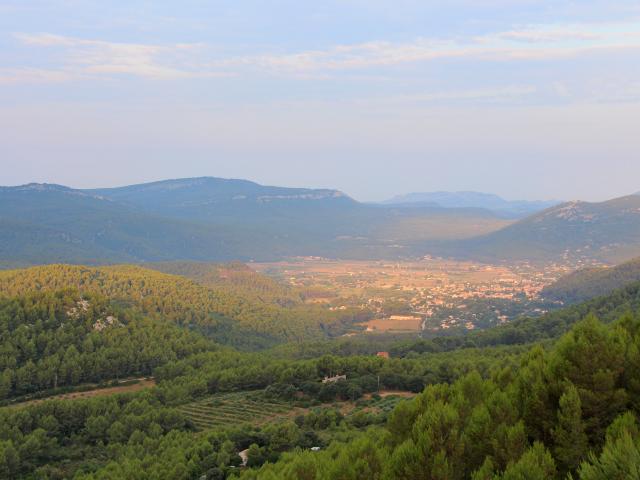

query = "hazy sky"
[{"left": 1, "top": 1, "right": 640, "bottom": 202}]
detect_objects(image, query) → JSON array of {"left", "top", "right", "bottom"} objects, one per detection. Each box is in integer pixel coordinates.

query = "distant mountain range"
[
  {"left": 2, "top": 178, "right": 640, "bottom": 266},
  {"left": 383, "top": 191, "right": 560, "bottom": 218},
  {"left": 0, "top": 178, "right": 509, "bottom": 266}
]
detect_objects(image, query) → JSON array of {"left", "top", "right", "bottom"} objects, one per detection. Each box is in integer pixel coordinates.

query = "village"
[{"left": 254, "top": 257, "right": 601, "bottom": 335}]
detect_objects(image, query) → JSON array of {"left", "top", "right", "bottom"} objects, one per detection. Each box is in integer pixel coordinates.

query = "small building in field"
[
  {"left": 376, "top": 351, "right": 390, "bottom": 359},
  {"left": 322, "top": 374, "right": 347, "bottom": 384}
]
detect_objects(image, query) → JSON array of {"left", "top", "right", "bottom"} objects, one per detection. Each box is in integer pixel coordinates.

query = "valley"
[
  {"left": 2, "top": 252, "right": 640, "bottom": 479},
  {"left": 254, "top": 257, "right": 599, "bottom": 335},
  {"left": 5, "top": 0, "right": 640, "bottom": 476}
]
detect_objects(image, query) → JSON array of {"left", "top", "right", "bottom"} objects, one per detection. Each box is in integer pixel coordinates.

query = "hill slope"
[
  {"left": 87, "top": 177, "right": 357, "bottom": 223},
  {"left": 0, "top": 289, "right": 215, "bottom": 400},
  {"left": 447, "top": 195, "right": 640, "bottom": 263},
  {"left": 0, "top": 179, "right": 509, "bottom": 264},
  {"left": 542, "top": 257, "right": 640, "bottom": 304},
  {"left": 147, "top": 261, "right": 302, "bottom": 306},
  {"left": 0, "top": 184, "right": 245, "bottom": 265},
  {"left": 0, "top": 264, "right": 361, "bottom": 348}
]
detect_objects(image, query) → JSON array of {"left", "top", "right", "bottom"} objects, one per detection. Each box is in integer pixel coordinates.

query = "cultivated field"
[
  {"left": 361, "top": 392, "right": 414, "bottom": 409},
  {"left": 178, "top": 392, "right": 294, "bottom": 430},
  {"left": 178, "top": 390, "right": 417, "bottom": 431},
  {"left": 361, "top": 316, "right": 423, "bottom": 333}
]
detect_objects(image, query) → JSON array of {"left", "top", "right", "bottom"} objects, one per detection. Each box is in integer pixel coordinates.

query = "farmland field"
[
  {"left": 360, "top": 316, "right": 423, "bottom": 333},
  {"left": 358, "top": 393, "right": 414, "bottom": 413},
  {"left": 178, "top": 392, "right": 295, "bottom": 430},
  {"left": 178, "top": 390, "right": 416, "bottom": 431}
]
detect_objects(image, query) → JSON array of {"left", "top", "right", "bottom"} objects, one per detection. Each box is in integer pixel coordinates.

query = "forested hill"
[
  {"left": 542, "top": 257, "right": 640, "bottom": 304},
  {"left": 0, "top": 289, "right": 215, "bottom": 401},
  {"left": 475, "top": 277, "right": 640, "bottom": 346},
  {"left": 0, "top": 265, "right": 360, "bottom": 348},
  {"left": 4, "top": 292, "right": 640, "bottom": 478},
  {"left": 241, "top": 313, "right": 640, "bottom": 479},
  {"left": 87, "top": 177, "right": 356, "bottom": 222},
  {"left": 441, "top": 195, "right": 640, "bottom": 263},
  {"left": 0, "top": 179, "right": 509, "bottom": 265},
  {"left": 0, "top": 183, "right": 241, "bottom": 265},
  {"left": 147, "top": 261, "right": 302, "bottom": 306},
  {"left": 4, "top": 180, "right": 640, "bottom": 264}
]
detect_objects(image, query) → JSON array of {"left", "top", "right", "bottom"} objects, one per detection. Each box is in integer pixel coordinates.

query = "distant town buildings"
[{"left": 255, "top": 257, "right": 600, "bottom": 334}]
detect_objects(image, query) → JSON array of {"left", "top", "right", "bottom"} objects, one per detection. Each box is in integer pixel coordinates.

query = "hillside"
[
  {"left": 0, "top": 179, "right": 509, "bottom": 265},
  {"left": 542, "top": 256, "right": 640, "bottom": 304},
  {"left": 383, "top": 191, "right": 559, "bottom": 218},
  {"left": 0, "top": 184, "right": 243, "bottom": 265},
  {"left": 0, "top": 289, "right": 215, "bottom": 400},
  {"left": 5, "top": 283, "right": 640, "bottom": 479},
  {"left": 0, "top": 264, "right": 362, "bottom": 348},
  {"left": 87, "top": 177, "right": 357, "bottom": 223},
  {"left": 87, "top": 178, "right": 511, "bottom": 252},
  {"left": 445, "top": 195, "right": 640, "bottom": 263},
  {"left": 6, "top": 178, "right": 639, "bottom": 266},
  {"left": 147, "top": 262, "right": 303, "bottom": 306}
]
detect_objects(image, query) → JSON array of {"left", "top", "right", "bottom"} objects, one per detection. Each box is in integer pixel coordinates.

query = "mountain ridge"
[
  {"left": 3, "top": 177, "right": 640, "bottom": 265},
  {"left": 443, "top": 195, "right": 640, "bottom": 263},
  {"left": 383, "top": 190, "right": 560, "bottom": 217},
  {"left": 0, "top": 177, "right": 510, "bottom": 265}
]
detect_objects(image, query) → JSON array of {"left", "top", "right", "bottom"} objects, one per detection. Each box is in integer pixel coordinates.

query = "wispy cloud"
[
  {"left": 225, "top": 21, "right": 640, "bottom": 73},
  {"left": 0, "top": 67, "right": 77, "bottom": 85},
  {"left": 6, "top": 20, "right": 640, "bottom": 84},
  {"left": 6, "top": 33, "right": 228, "bottom": 83}
]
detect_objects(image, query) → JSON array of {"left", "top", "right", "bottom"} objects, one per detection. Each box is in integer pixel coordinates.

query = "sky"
[{"left": 1, "top": 1, "right": 639, "bottom": 202}]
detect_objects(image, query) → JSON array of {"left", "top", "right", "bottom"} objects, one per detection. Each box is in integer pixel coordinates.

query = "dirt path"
[{"left": 5, "top": 378, "right": 156, "bottom": 408}]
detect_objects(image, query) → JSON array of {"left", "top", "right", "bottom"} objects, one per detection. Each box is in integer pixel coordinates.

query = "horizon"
[
  {"left": 2, "top": 1, "right": 640, "bottom": 202},
  {"left": 1, "top": 175, "right": 637, "bottom": 204}
]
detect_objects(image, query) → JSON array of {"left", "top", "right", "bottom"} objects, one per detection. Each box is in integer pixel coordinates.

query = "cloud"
[
  {"left": 0, "top": 67, "right": 76, "bottom": 85},
  {"left": 10, "top": 20, "right": 640, "bottom": 84},
  {"left": 11, "top": 33, "right": 227, "bottom": 81},
  {"left": 225, "top": 21, "right": 640, "bottom": 72}
]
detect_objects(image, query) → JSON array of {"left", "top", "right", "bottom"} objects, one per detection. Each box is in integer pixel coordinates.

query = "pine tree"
[
  {"left": 553, "top": 384, "right": 589, "bottom": 475},
  {"left": 578, "top": 432, "right": 640, "bottom": 480},
  {"left": 499, "top": 442, "right": 557, "bottom": 480}
]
